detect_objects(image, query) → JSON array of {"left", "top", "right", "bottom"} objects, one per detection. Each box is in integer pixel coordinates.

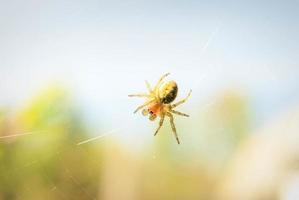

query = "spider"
[{"left": 128, "top": 73, "right": 192, "bottom": 144}]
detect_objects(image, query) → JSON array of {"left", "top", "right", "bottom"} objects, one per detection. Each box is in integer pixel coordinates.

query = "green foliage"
[{"left": 0, "top": 86, "right": 103, "bottom": 200}]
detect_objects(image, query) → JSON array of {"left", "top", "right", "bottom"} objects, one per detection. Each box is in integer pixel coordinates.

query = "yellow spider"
[{"left": 129, "top": 73, "right": 192, "bottom": 144}]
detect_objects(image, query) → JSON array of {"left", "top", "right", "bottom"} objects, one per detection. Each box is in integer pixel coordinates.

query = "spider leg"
[
  {"left": 153, "top": 73, "right": 170, "bottom": 92},
  {"left": 171, "top": 89, "right": 192, "bottom": 109},
  {"left": 133, "top": 99, "right": 155, "bottom": 113},
  {"left": 166, "top": 112, "right": 180, "bottom": 144},
  {"left": 170, "top": 110, "right": 189, "bottom": 117},
  {"left": 128, "top": 93, "right": 151, "bottom": 98},
  {"left": 154, "top": 114, "right": 165, "bottom": 136},
  {"left": 145, "top": 80, "right": 153, "bottom": 93}
]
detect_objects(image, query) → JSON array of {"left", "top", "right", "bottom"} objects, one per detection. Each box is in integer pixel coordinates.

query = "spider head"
[
  {"left": 149, "top": 113, "right": 157, "bottom": 121},
  {"left": 142, "top": 108, "right": 158, "bottom": 121},
  {"left": 142, "top": 102, "right": 161, "bottom": 121}
]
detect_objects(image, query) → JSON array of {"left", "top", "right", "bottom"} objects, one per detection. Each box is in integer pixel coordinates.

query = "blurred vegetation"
[
  {"left": 0, "top": 86, "right": 251, "bottom": 200},
  {"left": 0, "top": 86, "right": 103, "bottom": 200}
]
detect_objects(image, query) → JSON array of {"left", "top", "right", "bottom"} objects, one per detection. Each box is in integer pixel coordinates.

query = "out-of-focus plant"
[
  {"left": 0, "top": 86, "right": 103, "bottom": 200},
  {"left": 191, "top": 90, "right": 250, "bottom": 169}
]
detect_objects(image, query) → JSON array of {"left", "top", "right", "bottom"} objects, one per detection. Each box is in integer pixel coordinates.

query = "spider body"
[
  {"left": 146, "top": 102, "right": 162, "bottom": 115},
  {"left": 129, "top": 73, "right": 192, "bottom": 144},
  {"left": 159, "top": 80, "right": 178, "bottom": 104}
]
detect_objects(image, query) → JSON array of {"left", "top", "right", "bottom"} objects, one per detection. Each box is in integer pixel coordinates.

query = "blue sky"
[{"left": 0, "top": 0, "right": 299, "bottom": 136}]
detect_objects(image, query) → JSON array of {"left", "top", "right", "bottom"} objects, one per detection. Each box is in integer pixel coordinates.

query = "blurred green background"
[{"left": 1, "top": 0, "right": 299, "bottom": 200}]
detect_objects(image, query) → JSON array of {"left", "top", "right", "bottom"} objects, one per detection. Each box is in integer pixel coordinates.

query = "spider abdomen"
[{"left": 159, "top": 80, "right": 178, "bottom": 104}]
